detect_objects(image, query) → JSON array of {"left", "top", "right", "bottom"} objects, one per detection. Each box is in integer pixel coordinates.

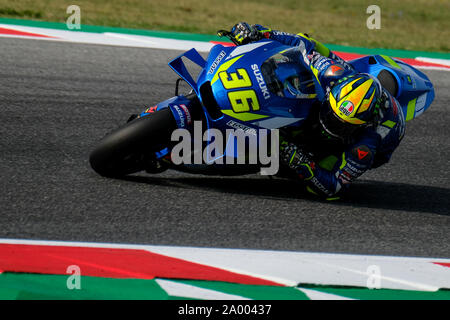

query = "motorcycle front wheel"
[{"left": 89, "top": 108, "right": 176, "bottom": 177}]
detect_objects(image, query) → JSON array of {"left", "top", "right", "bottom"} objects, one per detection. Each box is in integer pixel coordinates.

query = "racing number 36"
[{"left": 219, "top": 69, "right": 260, "bottom": 113}]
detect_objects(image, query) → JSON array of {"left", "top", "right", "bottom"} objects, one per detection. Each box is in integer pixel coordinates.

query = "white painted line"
[
  {"left": 104, "top": 32, "right": 214, "bottom": 51},
  {"left": 416, "top": 57, "right": 450, "bottom": 67},
  {"left": 0, "top": 24, "right": 214, "bottom": 52},
  {"left": 155, "top": 279, "right": 250, "bottom": 300},
  {"left": 296, "top": 287, "right": 354, "bottom": 300},
  {"left": 103, "top": 32, "right": 158, "bottom": 45},
  {"left": 306, "top": 257, "right": 439, "bottom": 291},
  {"left": 410, "top": 65, "right": 450, "bottom": 72}
]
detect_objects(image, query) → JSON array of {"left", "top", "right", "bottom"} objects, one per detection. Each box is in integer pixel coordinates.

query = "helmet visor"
[{"left": 319, "top": 101, "right": 362, "bottom": 139}]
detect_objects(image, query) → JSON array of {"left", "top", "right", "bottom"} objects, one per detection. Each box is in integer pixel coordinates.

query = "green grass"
[{"left": 0, "top": 0, "right": 448, "bottom": 53}]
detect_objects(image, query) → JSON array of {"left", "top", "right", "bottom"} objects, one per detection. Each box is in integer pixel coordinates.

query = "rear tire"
[{"left": 89, "top": 108, "right": 176, "bottom": 177}]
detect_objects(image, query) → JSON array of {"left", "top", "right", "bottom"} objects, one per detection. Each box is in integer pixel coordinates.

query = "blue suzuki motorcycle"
[{"left": 89, "top": 32, "right": 434, "bottom": 178}]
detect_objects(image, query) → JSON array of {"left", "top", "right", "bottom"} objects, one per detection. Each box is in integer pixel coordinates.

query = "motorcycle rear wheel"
[{"left": 89, "top": 108, "right": 176, "bottom": 177}]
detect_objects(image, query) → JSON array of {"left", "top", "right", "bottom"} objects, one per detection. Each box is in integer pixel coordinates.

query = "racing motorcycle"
[{"left": 89, "top": 31, "right": 435, "bottom": 178}]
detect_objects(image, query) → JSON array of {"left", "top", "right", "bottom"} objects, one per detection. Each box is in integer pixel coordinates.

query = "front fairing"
[{"left": 196, "top": 41, "right": 318, "bottom": 131}]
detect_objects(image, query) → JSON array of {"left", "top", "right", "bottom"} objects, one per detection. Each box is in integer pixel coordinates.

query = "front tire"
[{"left": 89, "top": 108, "right": 176, "bottom": 177}]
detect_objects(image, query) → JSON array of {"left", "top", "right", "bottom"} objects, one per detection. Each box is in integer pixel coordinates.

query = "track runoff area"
[{"left": 0, "top": 19, "right": 449, "bottom": 301}]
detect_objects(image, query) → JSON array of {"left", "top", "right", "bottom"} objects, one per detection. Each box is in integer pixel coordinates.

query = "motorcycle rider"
[{"left": 229, "top": 22, "right": 406, "bottom": 199}]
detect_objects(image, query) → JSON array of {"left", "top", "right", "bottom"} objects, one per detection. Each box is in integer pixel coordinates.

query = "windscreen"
[{"left": 260, "top": 47, "right": 315, "bottom": 99}]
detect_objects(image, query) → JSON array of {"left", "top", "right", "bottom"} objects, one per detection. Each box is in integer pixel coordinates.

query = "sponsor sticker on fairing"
[
  {"left": 226, "top": 120, "right": 257, "bottom": 135},
  {"left": 144, "top": 105, "right": 158, "bottom": 114},
  {"left": 172, "top": 104, "right": 192, "bottom": 128},
  {"left": 208, "top": 50, "right": 226, "bottom": 74},
  {"left": 179, "top": 104, "right": 192, "bottom": 125},
  {"left": 251, "top": 64, "right": 271, "bottom": 100}
]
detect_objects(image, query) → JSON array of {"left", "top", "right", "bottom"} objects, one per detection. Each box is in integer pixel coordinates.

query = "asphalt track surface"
[{"left": 1, "top": 38, "right": 449, "bottom": 258}]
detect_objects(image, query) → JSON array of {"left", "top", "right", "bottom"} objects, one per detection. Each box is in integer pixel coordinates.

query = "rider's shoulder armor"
[{"left": 375, "top": 90, "right": 406, "bottom": 142}]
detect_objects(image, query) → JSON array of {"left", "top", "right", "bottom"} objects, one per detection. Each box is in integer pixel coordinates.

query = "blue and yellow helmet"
[{"left": 319, "top": 73, "right": 383, "bottom": 139}]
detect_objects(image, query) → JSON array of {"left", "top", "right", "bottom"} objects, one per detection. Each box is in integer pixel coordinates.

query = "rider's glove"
[
  {"left": 280, "top": 142, "right": 315, "bottom": 180},
  {"left": 230, "top": 22, "right": 264, "bottom": 45},
  {"left": 280, "top": 142, "right": 312, "bottom": 169}
]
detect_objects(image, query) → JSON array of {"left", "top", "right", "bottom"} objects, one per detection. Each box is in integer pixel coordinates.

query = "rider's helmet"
[{"left": 319, "top": 73, "right": 384, "bottom": 140}]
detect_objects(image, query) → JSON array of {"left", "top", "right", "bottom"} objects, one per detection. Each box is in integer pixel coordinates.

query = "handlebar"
[{"left": 216, "top": 30, "right": 240, "bottom": 46}]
